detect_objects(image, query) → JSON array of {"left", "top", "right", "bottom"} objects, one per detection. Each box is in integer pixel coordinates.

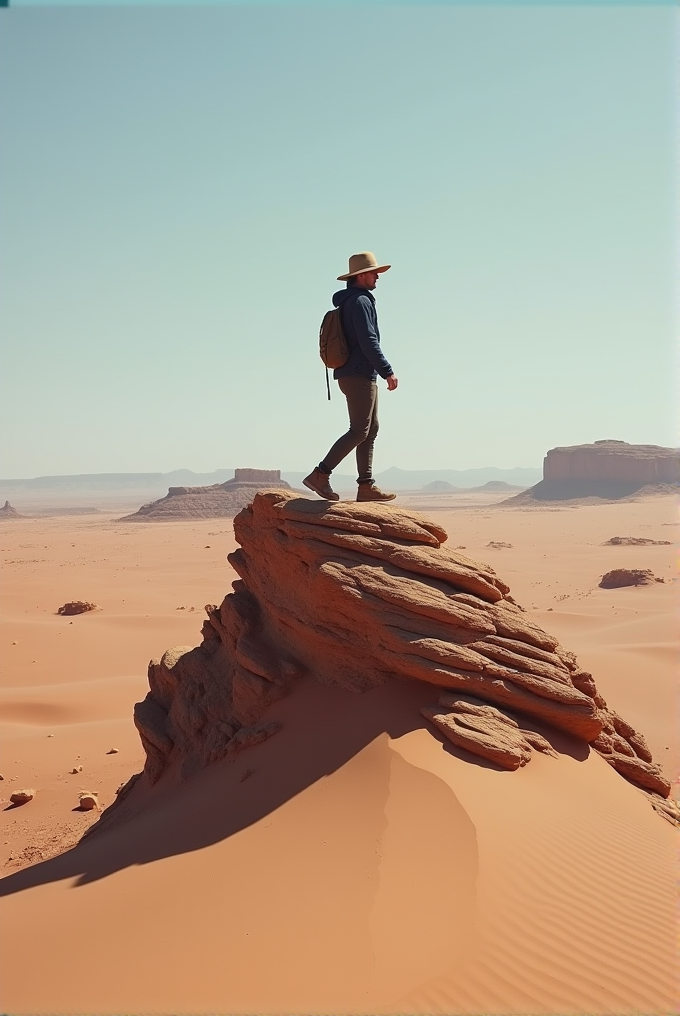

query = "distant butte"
[
  {"left": 0, "top": 500, "right": 26, "bottom": 519},
  {"left": 500, "top": 441, "right": 680, "bottom": 505},
  {"left": 119, "top": 469, "right": 296, "bottom": 521}
]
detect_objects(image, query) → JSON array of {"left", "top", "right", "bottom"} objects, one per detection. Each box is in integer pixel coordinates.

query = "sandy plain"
[{"left": 0, "top": 491, "right": 677, "bottom": 1015}]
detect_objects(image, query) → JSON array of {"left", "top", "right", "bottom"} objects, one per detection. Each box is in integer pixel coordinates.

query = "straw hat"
[{"left": 337, "top": 251, "right": 391, "bottom": 281}]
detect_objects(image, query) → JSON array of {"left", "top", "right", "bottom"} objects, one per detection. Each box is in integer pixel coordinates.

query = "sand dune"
[
  {"left": 0, "top": 496, "right": 676, "bottom": 1015},
  {"left": 0, "top": 678, "right": 675, "bottom": 1016}
]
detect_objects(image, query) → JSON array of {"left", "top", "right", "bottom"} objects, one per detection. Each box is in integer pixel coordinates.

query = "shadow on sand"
[{"left": 0, "top": 677, "right": 589, "bottom": 898}]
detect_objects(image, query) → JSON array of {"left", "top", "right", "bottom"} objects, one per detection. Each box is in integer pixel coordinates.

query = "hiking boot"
[
  {"left": 303, "top": 468, "right": 339, "bottom": 501},
  {"left": 356, "top": 483, "right": 396, "bottom": 502}
]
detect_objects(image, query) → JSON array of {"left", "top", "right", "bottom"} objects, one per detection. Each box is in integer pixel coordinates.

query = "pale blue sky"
[{"left": 1, "top": 2, "right": 675, "bottom": 477}]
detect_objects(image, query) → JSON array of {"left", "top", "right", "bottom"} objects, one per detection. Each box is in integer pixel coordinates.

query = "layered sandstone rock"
[
  {"left": 120, "top": 469, "right": 294, "bottom": 521},
  {"left": 422, "top": 694, "right": 558, "bottom": 770},
  {"left": 128, "top": 491, "right": 671, "bottom": 810}
]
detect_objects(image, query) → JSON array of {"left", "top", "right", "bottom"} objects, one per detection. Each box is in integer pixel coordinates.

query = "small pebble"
[
  {"left": 70, "top": 766, "right": 83, "bottom": 774},
  {"left": 106, "top": 748, "right": 119, "bottom": 754}
]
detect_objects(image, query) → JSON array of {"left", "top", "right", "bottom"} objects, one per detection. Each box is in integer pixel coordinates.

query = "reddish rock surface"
[
  {"left": 422, "top": 694, "right": 558, "bottom": 770},
  {"left": 121, "top": 491, "right": 670, "bottom": 814}
]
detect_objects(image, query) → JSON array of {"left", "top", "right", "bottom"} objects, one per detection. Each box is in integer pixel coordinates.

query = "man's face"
[{"left": 354, "top": 270, "right": 380, "bottom": 290}]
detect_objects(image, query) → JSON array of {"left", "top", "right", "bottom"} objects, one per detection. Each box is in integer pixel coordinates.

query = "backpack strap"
[{"left": 325, "top": 365, "right": 331, "bottom": 401}]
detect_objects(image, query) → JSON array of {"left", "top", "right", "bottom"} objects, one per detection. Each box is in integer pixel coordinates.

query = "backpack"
[{"left": 319, "top": 307, "right": 349, "bottom": 400}]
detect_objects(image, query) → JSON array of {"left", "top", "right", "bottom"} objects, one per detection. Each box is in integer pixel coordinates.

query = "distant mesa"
[
  {"left": 120, "top": 469, "right": 294, "bottom": 521},
  {"left": 0, "top": 500, "right": 26, "bottom": 518},
  {"left": 501, "top": 441, "right": 680, "bottom": 505}
]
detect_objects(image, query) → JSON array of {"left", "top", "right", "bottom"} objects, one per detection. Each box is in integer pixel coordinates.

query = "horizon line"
[{"left": 0, "top": 464, "right": 544, "bottom": 482}]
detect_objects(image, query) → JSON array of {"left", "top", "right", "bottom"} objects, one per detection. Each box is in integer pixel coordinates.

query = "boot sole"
[{"left": 356, "top": 494, "right": 397, "bottom": 502}]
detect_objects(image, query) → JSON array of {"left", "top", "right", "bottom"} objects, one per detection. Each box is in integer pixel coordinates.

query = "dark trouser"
[{"left": 320, "top": 376, "right": 378, "bottom": 482}]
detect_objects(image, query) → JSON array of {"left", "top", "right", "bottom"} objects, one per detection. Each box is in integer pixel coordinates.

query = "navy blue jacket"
[{"left": 332, "top": 286, "right": 393, "bottom": 381}]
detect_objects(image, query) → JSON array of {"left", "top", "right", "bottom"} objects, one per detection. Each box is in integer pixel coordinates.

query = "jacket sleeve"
[{"left": 351, "top": 295, "right": 393, "bottom": 378}]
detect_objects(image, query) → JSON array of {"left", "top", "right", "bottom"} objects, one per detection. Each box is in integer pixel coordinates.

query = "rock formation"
[
  {"left": 120, "top": 491, "right": 673, "bottom": 825},
  {"left": 472, "top": 480, "right": 524, "bottom": 492},
  {"left": 605, "top": 536, "right": 671, "bottom": 546},
  {"left": 78, "top": 792, "right": 99, "bottom": 811},
  {"left": 502, "top": 440, "right": 680, "bottom": 504},
  {"left": 10, "top": 790, "right": 34, "bottom": 806},
  {"left": 422, "top": 694, "right": 558, "bottom": 770},
  {"left": 545, "top": 441, "right": 679, "bottom": 484},
  {"left": 120, "top": 469, "right": 295, "bottom": 521},
  {"left": 599, "top": 569, "right": 662, "bottom": 589},
  {"left": 57, "top": 601, "right": 98, "bottom": 616},
  {"left": 0, "top": 500, "right": 25, "bottom": 518},
  {"left": 421, "top": 480, "right": 457, "bottom": 492}
]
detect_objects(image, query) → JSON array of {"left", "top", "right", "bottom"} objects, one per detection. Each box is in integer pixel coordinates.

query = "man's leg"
[
  {"left": 323, "top": 376, "right": 376, "bottom": 471},
  {"left": 355, "top": 384, "right": 379, "bottom": 484},
  {"left": 353, "top": 382, "right": 396, "bottom": 502},
  {"left": 303, "top": 377, "right": 374, "bottom": 500}
]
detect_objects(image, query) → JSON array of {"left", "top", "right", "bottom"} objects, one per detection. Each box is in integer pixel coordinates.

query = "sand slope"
[
  {"left": 0, "top": 677, "right": 676, "bottom": 1015},
  {"left": 0, "top": 498, "right": 676, "bottom": 1015}
]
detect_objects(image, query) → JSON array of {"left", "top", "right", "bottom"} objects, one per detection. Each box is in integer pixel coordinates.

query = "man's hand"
[{"left": 386, "top": 375, "right": 399, "bottom": 391}]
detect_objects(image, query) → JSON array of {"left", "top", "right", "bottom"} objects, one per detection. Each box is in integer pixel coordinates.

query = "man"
[{"left": 303, "top": 251, "right": 399, "bottom": 503}]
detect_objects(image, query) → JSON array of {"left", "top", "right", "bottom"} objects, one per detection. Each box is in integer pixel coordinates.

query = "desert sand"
[{"left": 0, "top": 492, "right": 677, "bottom": 1015}]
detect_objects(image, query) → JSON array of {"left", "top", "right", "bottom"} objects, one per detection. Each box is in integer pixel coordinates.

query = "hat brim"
[{"left": 337, "top": 264, "right": 391, "bottom": 282}]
